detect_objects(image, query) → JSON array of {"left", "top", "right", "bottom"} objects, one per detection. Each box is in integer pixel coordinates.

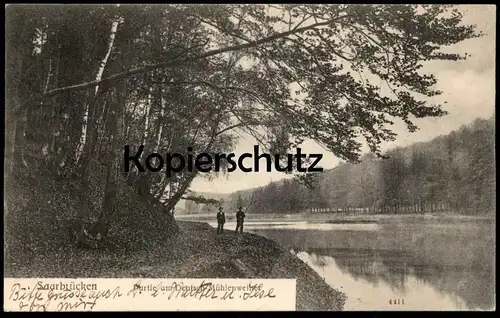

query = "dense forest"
[
  {"left": 206, "top": 116, "right": 494, "bottom": 216},
  {"left": 6, "top": 4, "right": 483, "bottom": 247}
]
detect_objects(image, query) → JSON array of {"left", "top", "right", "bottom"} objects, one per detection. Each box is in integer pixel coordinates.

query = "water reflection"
[
  {"left": 250, "top": 226, "right": 495, "bottom": 311},
  {"left": 292, "top": 248, "right": 495, "bottom": 311},
  {"left": 295, "top": 250, "right": 476, "bottom": 310}
]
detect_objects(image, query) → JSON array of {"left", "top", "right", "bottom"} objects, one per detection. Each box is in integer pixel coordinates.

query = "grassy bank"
[{"left": 4, "top": 173, "right": 346, "bottom": 311}]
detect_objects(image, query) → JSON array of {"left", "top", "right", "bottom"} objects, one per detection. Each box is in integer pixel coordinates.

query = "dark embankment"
[{"left": 4, "top": 172, "right": 346, "bottom": 311}]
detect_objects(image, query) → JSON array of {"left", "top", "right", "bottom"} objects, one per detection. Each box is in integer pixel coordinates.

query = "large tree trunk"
[
  {"left": 72, "top": 16, "right": 123, "bottom": 246},
  {"left": 5, "top": 16, "right": 26, "bottom": 185},
  {"left": 14, "top": 108, "right": 29, "bottom": 169},
  {"left": 93, "top": 17, "right": 128, "bottom": 241},
  {"left": 5, "top": 102, "right": 18, "bottom": 191}
]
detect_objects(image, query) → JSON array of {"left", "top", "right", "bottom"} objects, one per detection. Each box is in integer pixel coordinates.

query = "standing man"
[
  {"left": 216, "top": 207, "right": 225, "bottom": 234},
  {"left": 235, "top": 206, "right": 246, "bottom": 234}
]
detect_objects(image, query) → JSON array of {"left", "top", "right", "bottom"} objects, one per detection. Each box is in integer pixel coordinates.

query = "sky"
[{"left": 189, "top": 5, "right": 496, "bottom": 194}]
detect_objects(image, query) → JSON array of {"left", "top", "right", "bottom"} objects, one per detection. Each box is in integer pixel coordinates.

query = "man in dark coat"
[
  {"left": 216, "top": 207, "right": 225, "bottom": 234},
  {"left": 235, "top": 206, "right": 245, "bottom": 234}
]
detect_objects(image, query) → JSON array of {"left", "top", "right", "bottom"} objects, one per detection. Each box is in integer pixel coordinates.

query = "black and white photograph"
[{"left": 4, "top": 4, "right": 496, "bottom": 311}]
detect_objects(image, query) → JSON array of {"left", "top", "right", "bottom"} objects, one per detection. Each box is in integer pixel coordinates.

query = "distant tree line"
[{"left": 223, "top": 117, "right": 495, "bottom": 216}]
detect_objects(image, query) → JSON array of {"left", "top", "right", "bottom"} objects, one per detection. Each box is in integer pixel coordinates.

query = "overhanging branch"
[{"left": 22, "top": 14, "right": 348, "bottom": 109}]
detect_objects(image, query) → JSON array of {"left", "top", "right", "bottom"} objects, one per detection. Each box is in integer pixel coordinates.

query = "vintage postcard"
[{"left": 4, "top": 4, "right": 495, "bottom": 312}]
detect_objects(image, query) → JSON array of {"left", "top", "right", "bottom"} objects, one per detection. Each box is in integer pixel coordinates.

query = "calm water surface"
[{"left": 178, "top": 215, "right": 495, "bottom": 310}]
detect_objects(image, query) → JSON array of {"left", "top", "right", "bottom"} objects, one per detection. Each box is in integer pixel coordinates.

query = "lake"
[{"left": 176, "top": 213, "right": 495, "bottom": 311}]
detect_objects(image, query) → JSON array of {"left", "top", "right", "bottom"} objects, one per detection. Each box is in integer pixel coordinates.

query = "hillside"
[{"left": 4, "top": 171, "right": 346, "bottom": 311}]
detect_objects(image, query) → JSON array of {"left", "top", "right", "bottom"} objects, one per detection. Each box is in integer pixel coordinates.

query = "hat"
[
  {"left": 219, "top": 207, "right": 223, "bottom": 211},
  {"left": 238, "top": 206, "right": 243, "bottom": 210}
]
